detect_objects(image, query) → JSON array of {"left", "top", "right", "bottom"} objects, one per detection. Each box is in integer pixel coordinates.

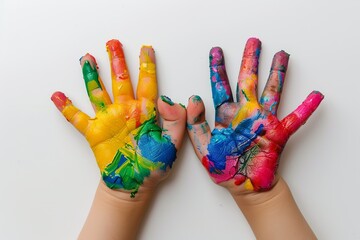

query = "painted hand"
[
  {"left": 187, "top": 38, "right": 323, "bottom": 192},
  {"left": 51, "top": 40, "right": 186, "bottom": 197}
]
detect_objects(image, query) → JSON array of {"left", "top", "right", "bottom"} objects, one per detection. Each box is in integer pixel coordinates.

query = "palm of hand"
[
  {"left": 85, "top": 99, "right": 156, "bottom": 171},
  {"left": 88, "top": 101, "right": 175, "bottom": 196},
  {"left": 205, "top": 102, "right": 289, "bottom": 190}
]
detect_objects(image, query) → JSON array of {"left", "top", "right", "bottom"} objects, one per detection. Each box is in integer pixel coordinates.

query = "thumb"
[
  {"left": 157, "top": 95, "right": 187, "bottom": 150},
  {"left": 186, "top": 95, "right": 211, "bottom": 161}
]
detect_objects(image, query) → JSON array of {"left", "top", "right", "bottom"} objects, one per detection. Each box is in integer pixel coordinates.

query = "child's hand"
[
  {"left": 187, "top": 38, "right": 323, "bottom": 193},
  {"left": 51, "top": 40, "right": 186, "bottom": 198}
]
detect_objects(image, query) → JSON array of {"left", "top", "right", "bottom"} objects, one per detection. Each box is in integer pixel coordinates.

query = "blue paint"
[
  {"left": 138, "top": 133, "right": 176, "bottom": 170},
  {"left": 260, "top": 95, "right": 269, "bottom": 105},
  {"left": 207, "top": 112, "right": 264, "bottom": 172},
  {"left": 209, "top": 60, "right": 233, "bottom": 108}
]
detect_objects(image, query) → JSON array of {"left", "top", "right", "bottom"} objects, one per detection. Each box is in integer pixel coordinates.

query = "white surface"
[{"left": 1, "top": 0, "right": 359, "bottom": 239}]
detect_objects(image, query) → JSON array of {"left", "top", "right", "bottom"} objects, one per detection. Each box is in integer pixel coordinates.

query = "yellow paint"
[
  {"left": 80, "top": 99, "right": 156, "bottom": 172},
  {"left": 231, "top": 102, "right": 260, "bottom": 127},
  {"left": 244, "top": 178, "right": 254, "bottom": 191},
  {"left": 137, "top": 45, "right": 157, "bottom": 102}
]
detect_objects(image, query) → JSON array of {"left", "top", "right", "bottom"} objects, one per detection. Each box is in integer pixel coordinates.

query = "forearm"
[
  {"left": 78, "top": 180, "right": 155, "bottom": 240},
  {"left": 232, "top": 178, "right": 316, "bottom": 240}
]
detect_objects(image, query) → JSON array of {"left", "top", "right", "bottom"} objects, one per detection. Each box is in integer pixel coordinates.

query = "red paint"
[{"left": 51, "top": 91, "right": 69, "bottom": 111}]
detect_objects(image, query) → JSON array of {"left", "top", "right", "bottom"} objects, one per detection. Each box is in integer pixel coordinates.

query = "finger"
[
  {"left": 260, "top": 51, "right": 290, "bottom": 115},
  {"left": 80, "top": 53, "right": 112, "bottom": 112},
  {"left": 281, "top": 91, "right": 324, "bottom": 135},
  {"left": 186, "top": 95, "right": 211, "bottom": 160},
  {"left": 106, "top": 39, "right": 134, "bottom": 103},
  {"left": 209, "top": 47, "right": 233, "bottom": 108},
  {"left": 51, "top": 91, "right": 90, "bottom": 135},
  {"left": 237, "top": 38, "right": 261, "bottom": 104},
  {"left": 137, "top": 45, "right": 157, "bottom": 103},
  {"left": 157, "top": 96, "right": 187, "bottom": 150}
]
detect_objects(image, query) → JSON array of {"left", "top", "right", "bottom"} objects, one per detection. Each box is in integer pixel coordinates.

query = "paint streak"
[
  {"left": 160, "top": 95, "right": 174, "bottom": 106},
  {"left": 179, "top": 103, "right": 186, "bottom": 109},
  {"left": 102, "top": 116, "right": 176, "bottom": 197},
  {"left": 237, "top": 38, "right": 261, "bottom": 103},
  {"left": 80, "top": 54, "right": 112, "bottom": 111}
]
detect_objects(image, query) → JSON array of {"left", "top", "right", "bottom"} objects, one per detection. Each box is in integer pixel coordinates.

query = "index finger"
[{"left": 209, "top": 47, "right": 233, "bottom": 109}]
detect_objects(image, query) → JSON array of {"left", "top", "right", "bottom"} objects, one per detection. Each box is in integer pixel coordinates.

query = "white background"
[{"left": 1, "top": 0, "right": 359, "bottom": 239}]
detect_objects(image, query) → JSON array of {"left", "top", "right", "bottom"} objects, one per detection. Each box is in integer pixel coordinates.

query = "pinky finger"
[
  {"left": 51, "top": 91, "right": 90, "bottom": 135},
  {"left": 281, "top": 91, "right": 324, "bottom": 136}
]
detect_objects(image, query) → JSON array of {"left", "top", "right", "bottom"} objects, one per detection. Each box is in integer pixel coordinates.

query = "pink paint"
[{"left": 281, "top": 91, "right": 324, "bottom": 135}]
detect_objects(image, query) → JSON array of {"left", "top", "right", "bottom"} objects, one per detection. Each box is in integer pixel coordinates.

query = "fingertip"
[
  {"left": 106, "top": 39, "right": 124, "bottom": 57},
  {"left": 244, "top": 37, "right": 262, "bottom": 57},
  {"left": 157, "top": 96, "right": 186, "bottom": 122},
  {"left": 140, "top": 45, "right": 155, "bottom": 62},
  {"left": 187, "top": 95, "right": 206, "bottom": 125},
  {"left": 80, "top": 53, "right": 97, "bottom": 68},
  {"left": 311, "top": 90, "right": 325, "bottom": 99},
  {"left": 209, "top": 47, "right": 225, "bottom": 66},
  {"left": 247, "top": 37, "right": 261, "bottom": 43},
  {"left": 51, "top": 91, "right": 70, "bottom": 111},
  {"left": 139, "top": 45, "right": 156, "bottom": 75},
  {"left": 306, "top": 90, "right": 324, "bottom": 110},
  {"left": 271, "top": 50, "right": 290, "bottom": 72}
]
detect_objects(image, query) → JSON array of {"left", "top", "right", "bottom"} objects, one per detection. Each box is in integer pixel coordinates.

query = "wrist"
[
  {"left": 230, "top": 176, "right": 287, "bottom": 207},
  {"left": 98, "top": 179, "right": 157, "bottom": 204},
  {"left": 230, "top": 177, "right": 316, "bottom": 240},
  {"left": 79, "top": 180, "right": 157, "bottom": 240}
]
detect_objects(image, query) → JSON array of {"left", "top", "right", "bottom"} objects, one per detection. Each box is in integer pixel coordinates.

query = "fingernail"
[
  {"left": 161, "top": 95, "right": 174, "bottom": 106},
  {"left": 140, "top": 45, "right": 156, "bottom": 73}
]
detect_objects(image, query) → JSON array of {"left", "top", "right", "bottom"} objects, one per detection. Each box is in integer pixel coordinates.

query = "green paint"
[
  {"left": 102, "top": 116, "right": 176, "bottom": 197},
  {"left": 179, "top": 103, "right": 186, "bottom": 109},
  {"left": 239, "top": 144, "right": 260, "bottom": 173},
  {"left": 82, "top": 60, "right": 102, "bottom": 94},
  {"left": 82, "top": 60, "right": 106, "bottom": 109},
  {"left": 103, "top": 144, "right": 163, "bottom": 197},
  {"left": 193, "top": 112, "right": 204, "bottom": 123},
  {"left": 241, "top": 90, "right": 250, "bottom": 101},
  {"left": 192, "top": 95, "right": 202, "bottom": 103},
  {"left": 160, "top": 95, "right": 174, "bottom": 106},
  {"left": 200, "top": 122, "right": 208, "bottom": 134}
]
